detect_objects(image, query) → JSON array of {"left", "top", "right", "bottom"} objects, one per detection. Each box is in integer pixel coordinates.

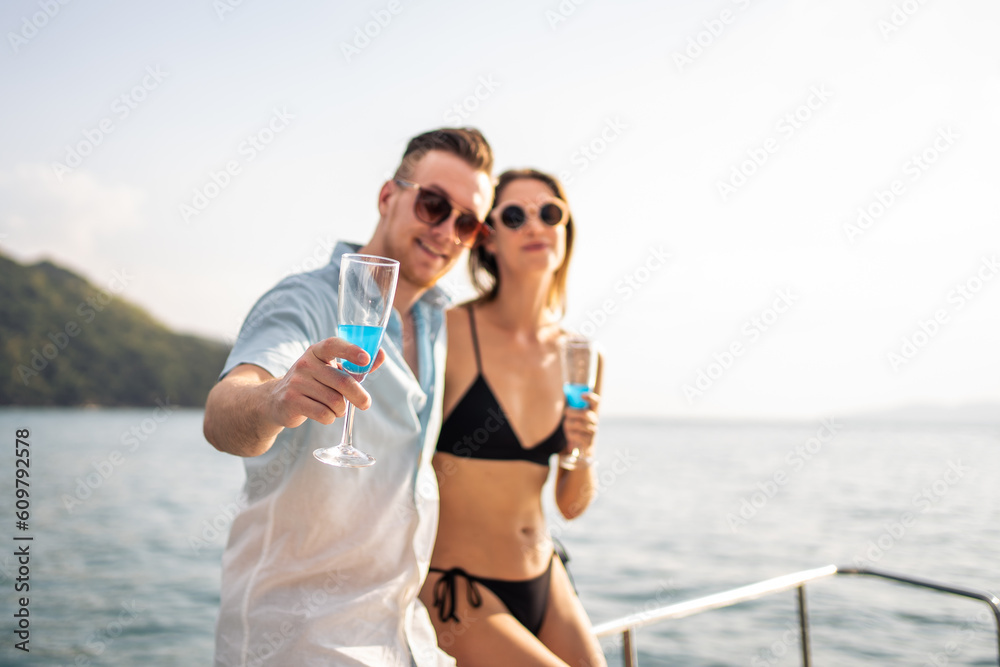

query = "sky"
[{"left": 2, "top": 0, "right": 999, "bottom": 421}]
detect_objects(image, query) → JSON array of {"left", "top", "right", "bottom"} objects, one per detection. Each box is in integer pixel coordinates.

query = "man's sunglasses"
[
  {"left": 490, "top": 199, "right": 569, "bottom": 230},
  {"left": 393, "top": 178, "right": 486, "bottom": 247}
]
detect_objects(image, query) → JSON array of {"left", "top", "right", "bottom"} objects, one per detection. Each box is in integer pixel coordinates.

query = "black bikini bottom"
[{"left": 429, "top": 554, "right": 555, "bottom": 637}]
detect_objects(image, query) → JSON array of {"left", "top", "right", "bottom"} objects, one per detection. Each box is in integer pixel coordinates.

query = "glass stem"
[{"left": 339, "top": 401, "right": 356, "bottom": 447}]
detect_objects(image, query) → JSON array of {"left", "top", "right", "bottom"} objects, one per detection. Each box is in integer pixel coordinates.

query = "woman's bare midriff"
[{"left": 431, "top": 452, "right": 554, "bottom": 579}]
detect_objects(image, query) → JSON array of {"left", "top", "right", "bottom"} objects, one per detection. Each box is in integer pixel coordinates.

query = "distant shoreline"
[{"left": 3, "top": 406, "right": 997, "bottom": 427}]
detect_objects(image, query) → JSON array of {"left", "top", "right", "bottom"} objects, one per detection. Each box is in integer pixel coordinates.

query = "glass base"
[
  {"left": 559, "top": 449, "right": 580, "bottom": 470},
  {"left": 313, "top": 445, "right": 375, "bottom": 468}
]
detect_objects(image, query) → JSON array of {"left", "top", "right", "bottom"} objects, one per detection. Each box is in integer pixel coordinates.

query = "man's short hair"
[{"left": 395, "top": 128, "right": 493, "bottom": 179}]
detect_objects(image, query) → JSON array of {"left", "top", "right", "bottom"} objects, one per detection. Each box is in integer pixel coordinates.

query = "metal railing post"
[
  {"left": 622, "top": 626, "right": 638, "bottom": 667},
  {"left": 797, "top": 584, "right": 812, "bottom": 667}
]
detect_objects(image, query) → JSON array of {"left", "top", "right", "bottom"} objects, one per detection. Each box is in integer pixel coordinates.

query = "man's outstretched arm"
[{"left": 203, "top": 337, "right": 385, "bottom": 457}]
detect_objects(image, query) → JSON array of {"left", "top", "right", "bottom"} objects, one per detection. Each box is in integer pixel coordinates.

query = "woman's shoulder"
[
  {"left": 442, "top": 303, "right": 482, "bottom": 403},
  {"left": 445, "top": 298, "right": 489, "bottom": 327},
  {"left": 444, "top": 302, "right": 480, "bottom": 355},
  {"left": 445, "top": 302, "right": 472, "bottom": 329}
]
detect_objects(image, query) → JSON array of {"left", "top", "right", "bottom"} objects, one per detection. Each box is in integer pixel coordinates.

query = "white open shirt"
[{"left": 214, "top": 242, "right": 455, "bottom": 667}]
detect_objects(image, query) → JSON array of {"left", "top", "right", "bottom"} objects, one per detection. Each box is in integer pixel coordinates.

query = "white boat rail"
[{"left": 592, "top": 565, "right": 1000, "bottom": 667}]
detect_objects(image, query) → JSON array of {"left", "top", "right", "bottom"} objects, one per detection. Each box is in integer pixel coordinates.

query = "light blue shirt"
[{"left": 214, "top": 242, "right": 455, "bottom": 667}]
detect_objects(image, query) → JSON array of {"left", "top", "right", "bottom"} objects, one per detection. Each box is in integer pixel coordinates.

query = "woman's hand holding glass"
[{"left": 561, "top": 391, "right": 600, "bottom": 470}]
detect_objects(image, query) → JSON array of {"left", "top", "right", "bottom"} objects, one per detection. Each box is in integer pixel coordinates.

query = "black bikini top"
[{"left": 435, "top": 306, "right": 567, "bottom": 466}]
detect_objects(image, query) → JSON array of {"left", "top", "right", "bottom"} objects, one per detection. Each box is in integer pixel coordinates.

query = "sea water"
[
  {"left": 337, "top": 324, "right": 384, "bottom": 375},
  {"left": 0, "top": 409, "right": 996, "bottom": 665}
]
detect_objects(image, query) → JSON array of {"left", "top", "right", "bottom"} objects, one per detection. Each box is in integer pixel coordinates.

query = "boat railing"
[{"left": 591, "top": 564, "right": 1000, "bottom": 667}]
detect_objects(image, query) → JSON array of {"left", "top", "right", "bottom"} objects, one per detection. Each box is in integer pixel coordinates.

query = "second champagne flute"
[{"left": 559, "top": 334, "right": 599, "bottom": 470}]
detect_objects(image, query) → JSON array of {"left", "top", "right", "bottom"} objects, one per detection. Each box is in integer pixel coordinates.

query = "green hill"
[{"left": 0, "top": 252, "right": 230, "bottom": 406}]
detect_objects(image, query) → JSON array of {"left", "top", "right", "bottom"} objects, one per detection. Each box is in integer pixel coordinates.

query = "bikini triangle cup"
[{"left": 435, "top": 306, "right": 566, "bottom": 465}]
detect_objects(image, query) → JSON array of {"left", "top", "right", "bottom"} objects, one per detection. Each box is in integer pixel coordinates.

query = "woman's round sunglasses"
[
  {"left": 490, "top": 199, "right": 569, "bottom": 230},
  {"left": 394, "top": 178, "right": 486, "bottom": 247}
]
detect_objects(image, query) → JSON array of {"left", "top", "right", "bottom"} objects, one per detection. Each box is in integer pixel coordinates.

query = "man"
[{"left": 204, "top": 128, "right": 494, "bottom": 666}]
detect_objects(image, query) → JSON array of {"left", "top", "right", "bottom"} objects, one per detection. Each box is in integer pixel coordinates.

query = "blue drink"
[
  {"left": 563, "top": 382, "right": 590, "bottom": 409},
  {"left": 338, "top": 324, "right": 384, "bottom": 375}
]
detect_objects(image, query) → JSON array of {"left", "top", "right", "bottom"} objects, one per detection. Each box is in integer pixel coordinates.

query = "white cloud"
[{"left": 0, "top": 163, "right": 145, "bottom": 272}]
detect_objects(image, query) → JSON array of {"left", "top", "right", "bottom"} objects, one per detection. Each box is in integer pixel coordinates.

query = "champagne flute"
[
  {"left": 559, "top": 334, "right": 599, "bottom": 470},
  {"left": 313, "top": 254, "right": 399, "bottom": 468}
]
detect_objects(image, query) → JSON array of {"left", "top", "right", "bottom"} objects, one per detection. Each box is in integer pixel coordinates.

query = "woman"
[{"left": 419, "top": 169, "right": 607, "bottom": 666}]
